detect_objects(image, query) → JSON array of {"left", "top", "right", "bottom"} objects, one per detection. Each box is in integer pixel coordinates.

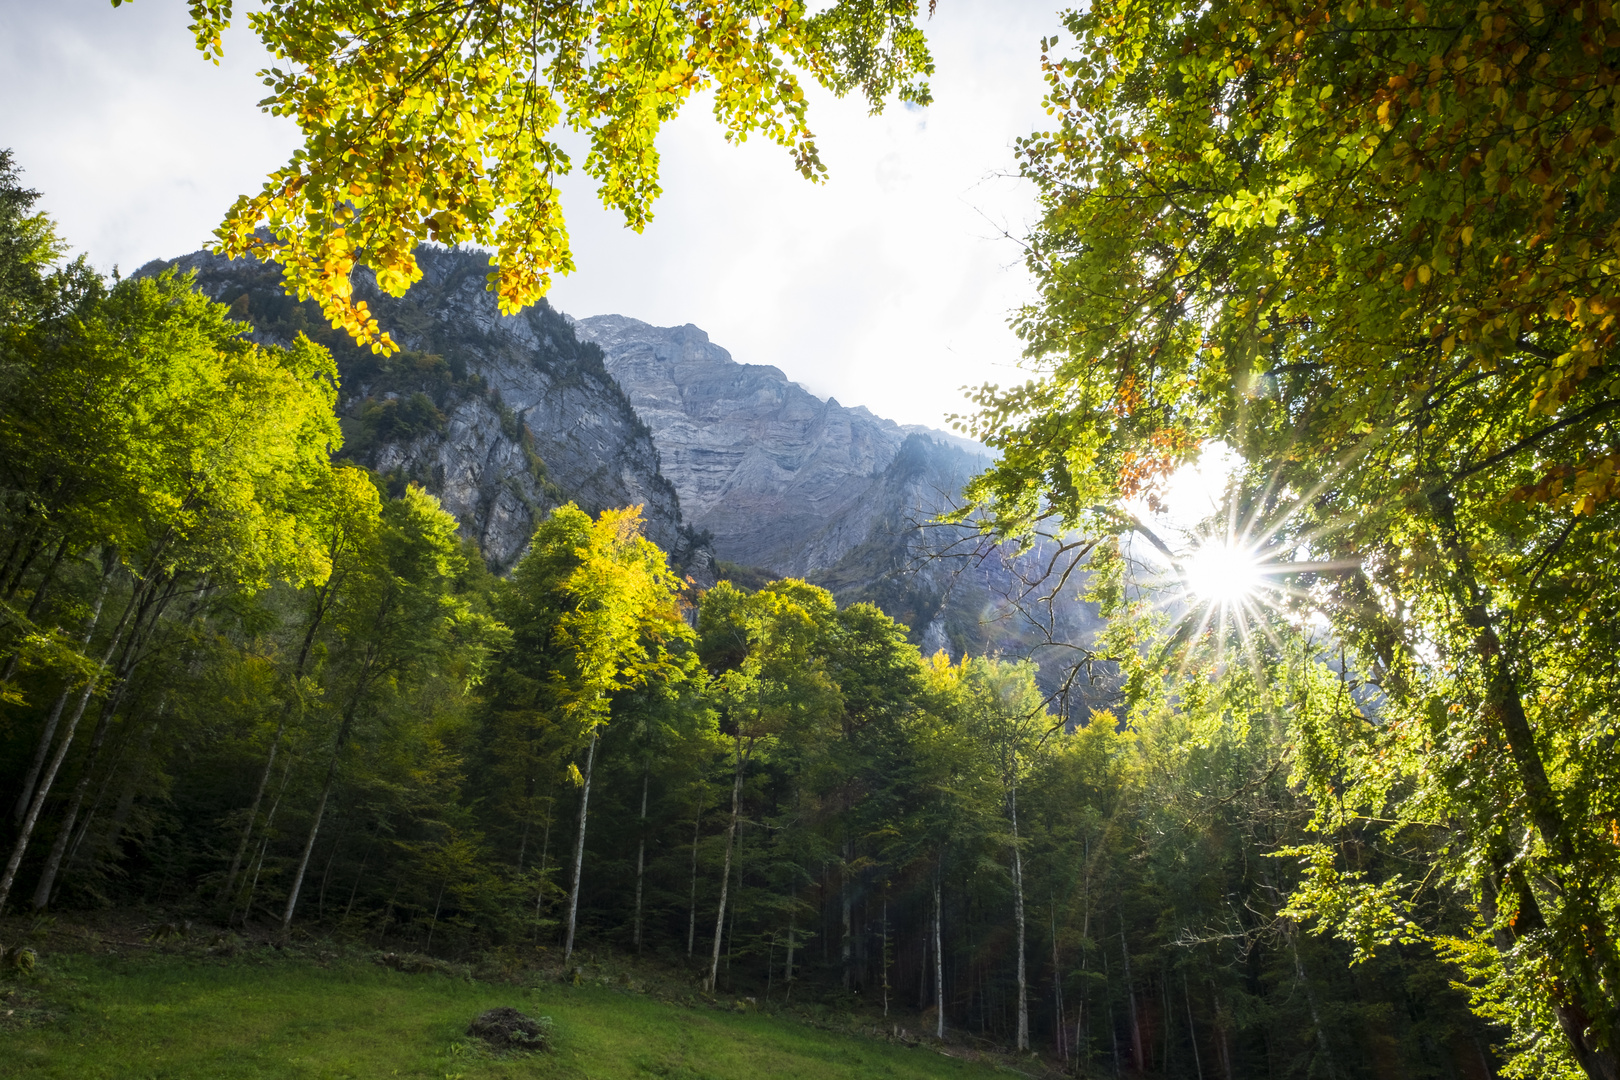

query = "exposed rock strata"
[
  {"left": 572, "top": 315, "right": 975, "bottom": 576},
  {"left": 573, "top": 315, "right": 1103, "bottom": 692},
  {"left": 143, "top": 249, "right": 712, "bottom": 581}
]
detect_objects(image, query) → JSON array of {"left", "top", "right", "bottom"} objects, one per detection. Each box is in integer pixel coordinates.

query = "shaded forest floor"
[{"left": 0, "top": 914, "right": 1044, "bottom": 1080}]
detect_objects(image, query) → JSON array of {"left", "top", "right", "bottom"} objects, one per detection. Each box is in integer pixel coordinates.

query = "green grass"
[{"left": 0, "top": 954, "right": 1008, "bottom": 1080}]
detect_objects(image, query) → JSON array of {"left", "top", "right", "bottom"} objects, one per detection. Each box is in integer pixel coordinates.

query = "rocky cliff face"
[
  {"left": 572, "top": 315, "right": 1102, "bottom": 685},
  {"left": 572, "top": 315, "right": 979, "bottom": 576},
  {"left": 143, "top": 249, "right": 712, "bottom": 580}
]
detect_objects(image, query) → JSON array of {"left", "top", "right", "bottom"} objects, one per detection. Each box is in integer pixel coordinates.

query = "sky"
[{"left": 0, "top": 0, "right": 1068, "bottom": 431}]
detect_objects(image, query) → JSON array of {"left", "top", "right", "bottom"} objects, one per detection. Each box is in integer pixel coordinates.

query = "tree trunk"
[
  {"left": 881, "top": 888, "right": 890, "bottom": 1017},
  {"left": 1209, "top": 979, "right": 1234, "bottom": 1080},
  {"left": 30, "top": 570, "right": 187, "bottom": 909},
  {"left": 234, "top": 757, "right": 291, "bottom": 925},
  {"left": 632, "top": 767, "right": 649, "bottom": 953},
  {"left": 1076, "top": 877, "right": 1091, "bottom": 1064},
  {"left": 705, "top": 734, "right": 750, "bottom": 992},
  {"left": 533, "top": 781, "right": 554, "bottom": 941},
  {"left": 223, "top": 587, "right": 334, "bottom": 901},
  {"left": 1052, "top": 905, "right": 1066, "bottom": 1062},
  {"left": 934, "top": 871, "right": 945, "bottom": 1039},
  {"left": 0, "top": 575, "right": 142, "bottom": 915},
  {"left": 281, "top": 673, "right": 370, "bottom": 932},
  {"left": 562, "top": 729, "right": 599, "bottom": 962},
  {"left": 841, "top": 836, "right": 854, "bottom": 989},
  {"left": 281, "top": 748, "right": 339, "bottom": 931},
  {"left": 1184, "top": 970, "right": 1205, "bottom": 1080},
  {"left": 1430, "top": 489, "right": 1620, "bottom": 1080},
  {"left": 1103, "top": 939, "right": 1121, "bottom": 1078},
  {"left": 1011, "top": 781, "right": 1029, "bottom": 1051},
  {"left": 10, "top": 552, "right": 114, "bottom": 824},
  {"left": 1120, "top": 922, "right": 1142, "bottom": 1071},
  {"left": 785, "top": 896, "right": 797, "bottom": 1000},
  {"left": 1291, "top": 929, "right": 1338, "bottom": 1078},
  {"left": 687, "top": 792, "right": 703, "bottom": 957}
]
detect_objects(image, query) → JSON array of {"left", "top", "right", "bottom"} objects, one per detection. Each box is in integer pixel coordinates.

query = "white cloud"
[{"left": 1, "top": 0, "right": 1064, "bottom": 428}]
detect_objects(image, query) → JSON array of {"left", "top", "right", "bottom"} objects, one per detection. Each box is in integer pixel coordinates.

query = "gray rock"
[
  {"left": 146, "top": 249, "right": 713, "bottom": 581},
  {"left": 572, "top": 314, "right": 983, "bottom": 577},
  {"left": 573, "top": 315, "right": 1107, "bottom": 706}
]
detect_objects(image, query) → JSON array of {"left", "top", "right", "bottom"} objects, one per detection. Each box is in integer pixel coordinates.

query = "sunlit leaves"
[
  {"left": 147, "top": 0, "right": 934, "bottom": 352},
  {"left": 960, "top": 1, "right": 1620, "bottom": 1072}
]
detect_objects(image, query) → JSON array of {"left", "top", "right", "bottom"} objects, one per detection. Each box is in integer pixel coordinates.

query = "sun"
[{"left": 1181, "top": 539, "right": 1265, "bottom": 605}]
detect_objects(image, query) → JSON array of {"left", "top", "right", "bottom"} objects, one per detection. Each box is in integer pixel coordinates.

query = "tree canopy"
[
  {"left": 121, "top": 0, "right": 936, "bottom": 351},
  {"left": 959, "top": 1, "right": 1620, "bottom": 1077}
]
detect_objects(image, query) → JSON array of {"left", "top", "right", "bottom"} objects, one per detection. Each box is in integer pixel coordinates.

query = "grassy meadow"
[{"left": 0, "top": 949, "right": 1015, "bottom": 1080}]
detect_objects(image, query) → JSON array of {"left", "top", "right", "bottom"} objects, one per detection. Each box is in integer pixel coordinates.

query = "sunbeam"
[{"left": 1181, "top": 539, "right": 1264, "bottom": 605}]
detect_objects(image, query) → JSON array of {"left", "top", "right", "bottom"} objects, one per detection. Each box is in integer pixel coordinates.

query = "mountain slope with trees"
[{"left": 141, "top": 246, "right": 711, "bottom": 579}]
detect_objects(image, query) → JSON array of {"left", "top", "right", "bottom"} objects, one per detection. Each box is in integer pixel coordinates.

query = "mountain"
[
  {"left": 140, "top": 248, "right": 713, "bottom": 581},
  {"left": 570, "top": 315, "right": 982, "bottom": 576},
  {"left": 572, "top": 316, "right": 1103, "bottom": 683},
  {"left": 142, "top": 249, "right": 1100, "bottom": 705}
]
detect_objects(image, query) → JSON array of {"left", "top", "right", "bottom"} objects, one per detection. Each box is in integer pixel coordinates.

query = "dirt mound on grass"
[{"left": 467, "top": 1006, "right": 552, "bottom": 1052}]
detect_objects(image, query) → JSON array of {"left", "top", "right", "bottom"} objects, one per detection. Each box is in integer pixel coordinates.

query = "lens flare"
[{"left": 1182, "top": 540, "right": 1264, "bottom": 605}]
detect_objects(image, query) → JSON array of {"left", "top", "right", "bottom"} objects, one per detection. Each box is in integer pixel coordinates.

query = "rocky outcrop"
[
  {"left": 573, "top": 315, "right": 1104, "bottom": 696},
  {"left": 143, "top": 249, "right": 712, "bottom": 581},
  {"left": 572, "top": 315, "right": 977, "bottom": 576}
]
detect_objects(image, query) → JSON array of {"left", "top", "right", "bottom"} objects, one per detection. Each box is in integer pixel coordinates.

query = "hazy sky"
[{"left": 0, "top": 0, "right": 1066, "bottom": 430}]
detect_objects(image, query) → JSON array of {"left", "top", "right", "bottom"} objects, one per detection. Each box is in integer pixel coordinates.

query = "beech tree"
[
  {"left": 959, "top": 2, "right": 1620, "bottom": 1075},
  {"left": 121, "top": 0, "right": 935, "bottom": 351},
  {"left": 697, "top": 579, "right": 841, "bottom": 993},
  {"left": 487, "top": 503, "right": 695, "bottom": 960},
  {"left": 0, "top": 266, "right": 341, "bottom": 914}
]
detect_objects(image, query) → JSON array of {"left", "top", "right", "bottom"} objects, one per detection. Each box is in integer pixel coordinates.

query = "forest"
[
  {"left": 5, "top": 0, "right": 1620, "bottom": 1078},
  {"left": 0, "top": 151, "right": 1494, "bottom": 1078}
]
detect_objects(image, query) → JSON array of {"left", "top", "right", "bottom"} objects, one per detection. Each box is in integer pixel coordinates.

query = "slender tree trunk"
[
  {"left": 234, "top": 757, "right": 291, "bottom": 925},
  {"left": 1075, "top": 913, "right": 1089, "bottom": 1064},
  {"left": 533, "top": 783, "right": 554, "bottom": 941},
  {"left": 841, "top": 836, "right": 854, "bottom": 989},
  {"left": 918, "top": 917, "right": 930, "bottom": 1007},
  {"left": 425, "top": 880, "right": 445, "bottom": 952},
  {"left": 0, "top": 533, "right": 72, "bottom": 702},
  {"left": 282, "top": 750, "right": 339, "bottom": 931},
  {"left": 1052, "top": 905, "right": 1066, "bottom": 1062},
  {"left": 706, "top": 735, "right": 750, "bottom": 992},
  {"left": 687, "top": 792, "right": 703, "bottom": 957},
  {"left": 1120, "top": 922, "right": 1142, "bottom": 1071},
  {"left": 281, "top": 675, "right": 369, "bottom": 932},
  {"left": 882, "top": 887, "right": 891, "bottom": 1017},
  {"left": 32, "top": 570, "right": 193, "bottom": 909},
  {"left": 11, "top": 555, "right": 114, "bottom": 824},
  {"left": 1104, "top": 939, "right": 1121, "bottom": 1078},
  {"left": 632, "top": 767, "right": 649, "bottom": 953},
  {"left": 223, "top": 705, "right": 292, "bottom": 900},
  {"left": 785, "top": 894, "right": 797, "bottom": 1001},
  {"left": 0, "top": 528, "right": 46, "bottom": 601},
  {"left": 724, "top": 872, "right": 738, "bottom": 989},
  {"left": 1011, "top": 781, "right": 1029, "bottom": 1051},
  {"left": 562, "top": 730, "right": 598, "bottom": 961},
  {"left": 0, "top": 577, "right": 141, "bottom": 914},
  {"left": 1184, "top": 970, "right": 1205, "bottom": 1080},
  {"left": 934, "top": 870, "right": 945, "bottom": 1039},
  {"left": 1209, "top": 979, "right": 1234, "bottom": 1080},
  {"left": 223, "top": 590, "right": 332, "bottom": 900},
  {"left": 344, "top": 827, "right": 378, "bottom": 919},
  {"left": 30, "top": 644, "right": 144, "bottom": 907},
  {"left": 317, "top": 816, "right": 351, "bottom": 919},
  {"left": 1291, "top": 930, "right": 1338, "bottom": 1079}
]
